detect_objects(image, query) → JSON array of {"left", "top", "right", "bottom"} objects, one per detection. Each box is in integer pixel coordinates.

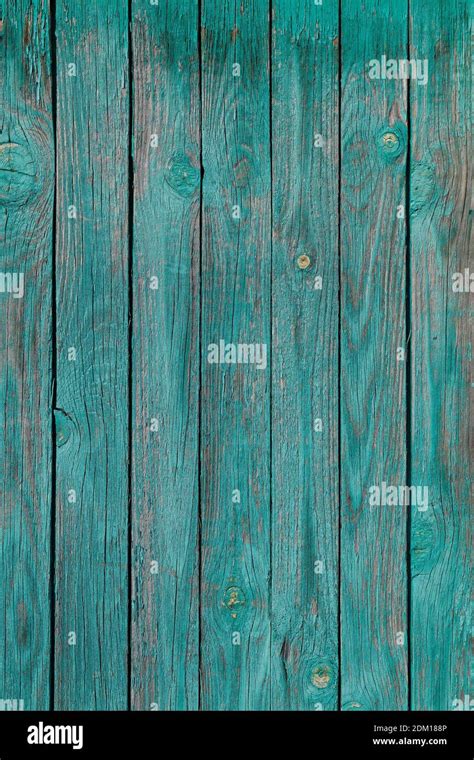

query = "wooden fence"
[{"left": 1, "top": 0, "right": 471, "bottom": 710}]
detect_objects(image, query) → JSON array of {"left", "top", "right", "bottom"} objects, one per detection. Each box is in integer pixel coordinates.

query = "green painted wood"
[
  {"left": 409, "top": 0, "right": 472, "bottom": 711},
  {"left": 200, "top": 0, "right": 272, "bottom": 710},
  {"left": 270, "top": 0, "right": 339, "bottom": 710},
  {"left": 54, "top": 1, "right": 129, "bottom": 709},
  {"left": 340, "top": 0, "right": 409, "bottom": 710},
  {"left": 130, "top": 0, "right": 200, "bottom": 710},
  {"left": 0, "top": 0, "right": 53, "bottom": 710},
  {"left": 1, "top": 0, "right": 470, "bottom": 713}
]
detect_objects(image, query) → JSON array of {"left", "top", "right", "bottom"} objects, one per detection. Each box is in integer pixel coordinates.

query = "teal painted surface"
[
  {"left": 54, "top": 0, "right": 129, "bottom": 709},
  {"left": 0, "top": 0, "right": 471, "bottom": 712},
  {"left": 340, "top": 0, "right": 408, "bottom": 710},
  {"left": 130, "top": 0, "right": 200, "bottom": 710},
  {"left": 409, "top": 0, "right": 472, "bottom": 711},
  {"left": 200, "top": 0, "right": 272, "bottom": 710},
  {"left": 0, "top": 0, "right": 53, "bottom": 710},
  {"left": 271, "top": 0, "right": 340, "bottom": 710}
]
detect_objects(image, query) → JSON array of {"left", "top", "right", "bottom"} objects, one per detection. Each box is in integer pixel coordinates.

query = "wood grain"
[
  {"left": 270, "top": 0, "right": 340, "bottom": 710},
  {"left": 0, "top": 0, "right": 470, "bottom": 712},
  {"left": 130, "top": 0, "right": 200, "bottom": 711},
  {"left": 200, "top": 0, "right": 272, "bottom": 710},
  {"left": 0, "top": 0, "right": 53, "bottom": 710},
  {"left": 54, "top": 0, "right": 129, "bottom": 709},
  {"left": 409, "top": 0, "right": 472, "bottom": 711},
  {"left": 340, "top": 0, "right": 409, "bottom": 711}
]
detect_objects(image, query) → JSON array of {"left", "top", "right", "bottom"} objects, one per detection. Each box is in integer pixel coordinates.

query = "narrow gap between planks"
[
  {"left": 336, "top": 0, "right": 342, "bottom": 712},
  {"left": 268, "top": 0, "right": 274, "bottom": 708},
  {"left": 49, "top": 0, "right": 58, "bottom": 712},
  {"left": 197, "top": 0, "right": 204, "bottom": 710},
  {"left": 127, "top": 0, "right": 134, "bottom": 712}
]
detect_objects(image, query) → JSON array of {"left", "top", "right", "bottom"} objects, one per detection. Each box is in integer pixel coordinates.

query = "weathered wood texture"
[
  {"left": 340, "top": 0, "right": 409, "bottom": 710},
  {"left": 0, "top": 0, "right": 53, "bottom": 709},
  {"left": 409, "top": 0, "right": 472, "bottom": 710},
  {"left": 200, "top": 0, "right": 272, "bottom": 710},
  {"left": 271, "top": 0, "right": 340, "bottom": 710},
  {"left": 130, "top": 0, "right": 200, "bottom": 711},
  {"left": 54, "top": 1, "right": 129, "bottom": 709},
  {"left": 0, "top": 0, "right": 470, "bottom": 712}
]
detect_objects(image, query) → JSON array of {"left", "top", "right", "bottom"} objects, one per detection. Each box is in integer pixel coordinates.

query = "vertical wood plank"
[
  {"left": 270, "top": 0, "right": 340, "bottom": 710},
  {"left": 130, "top": 0, "right": 200, "bottom": 710},
  {"left": 0, "top": 0, "right": 53, "bottom": 709},
  {"left": 200, "top": 0, "right": 272, "bottom": 709},
  {"left": 54, "top": 1, "right": 129, "bottom": 709},
  {"left": 409, "top": 0, "right": 472, "bottom": 711},
  {"left": 340, "top": 0, "right": 409, "bottom": 710}
]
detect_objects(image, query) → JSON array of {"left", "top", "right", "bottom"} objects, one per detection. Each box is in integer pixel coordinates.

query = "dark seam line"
[
  {"left": 50, "top": 0, "right": 58, "bottom": 713},
  {"left": 197, "top": 0, "right": 203, "bottom": 712},
  {"left": 337, "top": 0, "right": 342, "bottom": 713},
  {"left": 406, "top": 0, "right": 412, "bottom": 713},
  {"left": 127, "top": 0, "right": 134, "bottom": 712},
  {"left": 268, "top": 0, "right": 273, "bottom": 710}
]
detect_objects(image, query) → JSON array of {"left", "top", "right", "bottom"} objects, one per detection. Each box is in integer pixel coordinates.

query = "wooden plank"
[
  {"left": 409, "top": 0, "right": 472, "bottom": 711},
  {"left": 270, "top": 0, "right": 339, "bottom": 710},
  {"left": 340, "top": 0, "right": 409, "bottom": 710},
  {"left": 0, "top": 0, "right": 53, "bottom": 710},
  {"left": 54, "top": 1, "right": 129, "bottom": 709},
  {"left": 200, "top": 0, "right": 271, "bottom": 710},
  {"left": 130, "top": 0, "right": 200, "bottom": 711}
]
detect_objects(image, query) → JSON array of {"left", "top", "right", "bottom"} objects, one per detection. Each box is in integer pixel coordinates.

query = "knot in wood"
[
  {"left": 310, "top": 663, "right": 332, "bottom": 689},
  {"left": 377, "top": 124, "right": 406, "bottom": 161},
  {"left": 164, "top": 152, "right": 200, "bottom": 198},
  {"left": 222, "top": 585, "right": 246, "bottom": 617},
  {"left": 297, "top": 254, "right": 311, "bottom": 270}
]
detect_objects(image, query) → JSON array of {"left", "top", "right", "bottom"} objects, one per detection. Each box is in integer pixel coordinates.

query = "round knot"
[
  {"left": 377, "top": 124, "right": 406, "bottom": 161},
  {"left": 164, "top": 152, "right": 200, "bottom": 199},
  {"left": 297, "top": 254, "right": 311, "bottom": 270},
  {"left": 310, "top": 664, "right": 332, "bottom": 689},
  {"left": 222, "top": 585, "right": 246, "bottom": 618}
]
